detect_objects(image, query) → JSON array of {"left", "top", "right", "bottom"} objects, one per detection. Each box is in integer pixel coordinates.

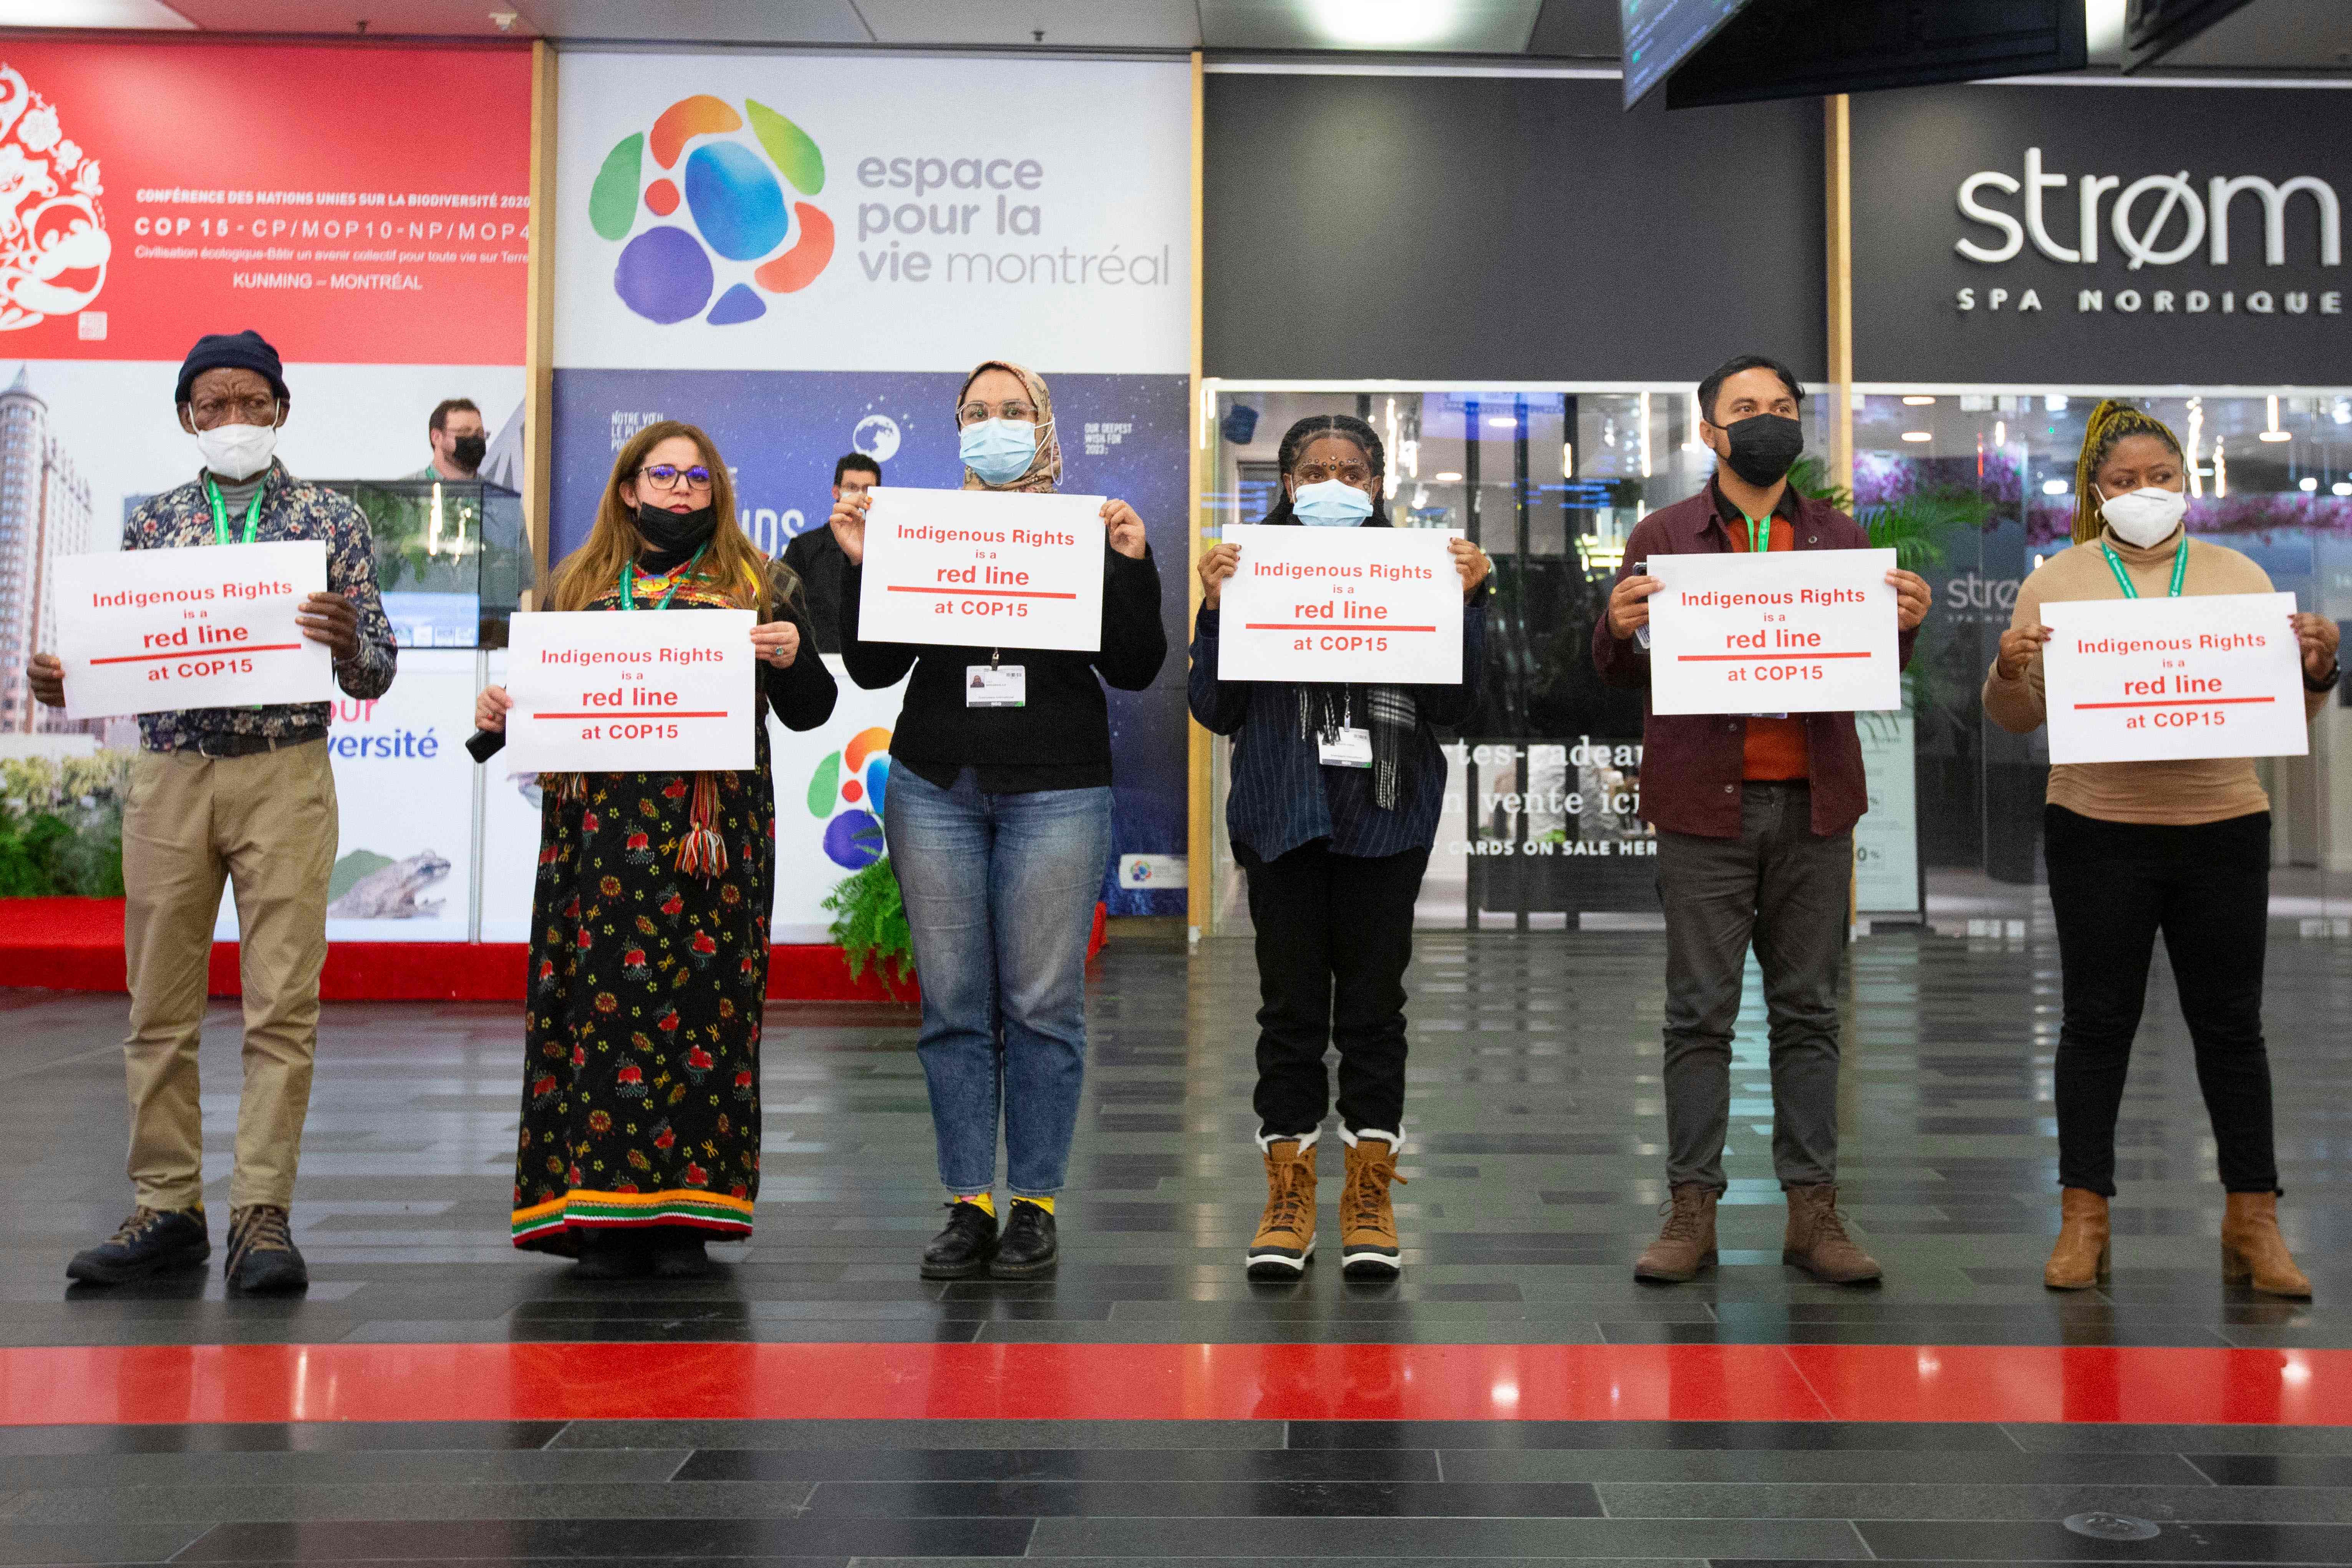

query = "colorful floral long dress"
[{"left": 510, "top": 565, "right": 832, "bottom": 1250}]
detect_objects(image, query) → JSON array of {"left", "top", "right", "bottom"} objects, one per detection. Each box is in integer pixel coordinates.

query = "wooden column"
[
  {"left": 521, "top": 39, "right": 559, "bottom": 600},
  {"left": 1824, "top": 92, "right": 1855, "bottom": 499},
  {"left": 1186, "top": 49, "right": 1213, "bottom": 940}
]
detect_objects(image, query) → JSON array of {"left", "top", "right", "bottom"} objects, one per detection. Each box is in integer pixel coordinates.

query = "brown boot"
[
  {"left": 2043, "top": 1188, "right": 2111, "bottom": 1291},
  {"left": 1246, "top": 1138, "right": 1318, "bottom": 1281},
  {"left": 2221, "top": 1190, "right": 2312, "bottom": 1299},
  {"left": 1339, "top": 1133, "right": 1405, "bottom": 1280},
  {"left": 1633, "top": 1184, "right": 1718, "bottom": 1283},
  {"left": 1782, "top": 1183, "right": 1881, "bottom": 1285}
]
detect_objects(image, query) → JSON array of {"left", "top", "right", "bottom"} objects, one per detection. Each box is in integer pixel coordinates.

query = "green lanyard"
[
  {"left": 204, "top": 477, "right": 263, "bottom": 545},
  {"left": 620, "top": 546, "right": 705, "bottom": 611},
  {"left": 1741, "top": 511, "right": 1770, "bottom": 555},
  {"left": 2100, "top": 539, "right": 2189, "bottom": 600}
]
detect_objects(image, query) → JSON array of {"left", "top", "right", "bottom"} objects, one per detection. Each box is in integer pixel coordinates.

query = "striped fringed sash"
[{"left": 675, "top": 772, "right": 728, "bottom": 880}]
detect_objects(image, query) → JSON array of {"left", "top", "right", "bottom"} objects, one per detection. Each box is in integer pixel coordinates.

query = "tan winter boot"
[
  {"left": 1633, "top": 1184, "right": 1718, "bottom": 1283},
  {"left": 1782, "top": 1184, "right": 1881, "bottom": 1285},
  {"left": 2043, "top": 1188, "right": 2111, "bottom": 1291},
  {"left": 1245, "top": 1137, "right": 1318, "bottom": 1281},
  {"left": 1339, "top": 1133, "right": 1406, "bottom": 1280},
  {"left": 2221, "top": 1190, "right": 2312, "bottom": 1299}
]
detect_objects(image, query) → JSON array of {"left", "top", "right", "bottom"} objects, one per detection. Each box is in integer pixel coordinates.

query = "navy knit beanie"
[{"left": 174, "top": 330, "right": 288, "bottom": 406}]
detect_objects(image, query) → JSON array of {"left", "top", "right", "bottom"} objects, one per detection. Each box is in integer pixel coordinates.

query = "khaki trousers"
[{"left": 121, "top": 739, "right": 337, "bottom": 1212}]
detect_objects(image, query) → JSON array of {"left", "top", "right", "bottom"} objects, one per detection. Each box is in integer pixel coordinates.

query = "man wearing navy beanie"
[{"left": 29, "top": 330, "right": 396, "bottom": 1294}]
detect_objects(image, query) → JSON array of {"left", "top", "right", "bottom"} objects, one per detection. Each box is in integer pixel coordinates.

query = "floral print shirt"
[{"left": 126, "top": 462, "right": 397, "bottom": 753}]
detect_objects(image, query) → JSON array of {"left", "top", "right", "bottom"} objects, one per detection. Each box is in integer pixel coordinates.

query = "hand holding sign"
[
  {"left": 1214, "top": 524, "right": 1464, "bottom": 684},
  {"left": 52, "top": 540, "right": 335, "bottom": 720},
  {"left": 855, "top": 487, "right": 1109, "bottom": 652},
  {"left": 504, "top": 609, "right": 757, "bottom": 773},
  {"left": 1644, "top": 548, "right": 1902, "bottom": 714},
  {"left": 2041, "top": 593, "right": 2308, "bottom": 764}
]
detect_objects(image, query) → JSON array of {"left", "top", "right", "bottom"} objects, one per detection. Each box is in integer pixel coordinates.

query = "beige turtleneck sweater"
[{"left": 1982, "top": 527, "right": 2326, "bottom": 826}]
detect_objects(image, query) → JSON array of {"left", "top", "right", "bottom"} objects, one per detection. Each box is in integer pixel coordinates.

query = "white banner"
[
  {"left": 1214, "top": 524, "right": 1462, "bottom": 685},
  {"left": 1856, "top": 710, "right": 1921, "bottom": 917},
  {"left": 53, "top": 541, "right": 332, "bottom": 720},
  {"left": 553, "top": 53, "right": 1189, "bottom": 373},
  {"left": 2041, "top": 592, "right": 2307, "bottom": 765},
  {"left": 1645, "top": 548, "right": 1901, "bottom": 715},
  {"left": 504, "top": 610, "right": 758, "bottom": 773},
  {"left": 856, "top": 487, "right": 1106, "bottom": 651}
]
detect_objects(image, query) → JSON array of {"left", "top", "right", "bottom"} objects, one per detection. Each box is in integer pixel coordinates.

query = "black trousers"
[
  {"left": 1241, "top": 839, "right": 1429, "bottom": 1140},
  {"left": 2044, "top": 806, "right": 2278, "bottom": 1196}
]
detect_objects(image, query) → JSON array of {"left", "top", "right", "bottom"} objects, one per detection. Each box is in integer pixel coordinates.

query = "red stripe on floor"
[{"left": 2, "top": 1342, "right": 2348, "bottom": 1427}]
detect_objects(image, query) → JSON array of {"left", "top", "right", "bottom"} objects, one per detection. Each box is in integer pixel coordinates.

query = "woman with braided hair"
[
  {"left": 1986, "top": 399, "right": 2339, "bottom": 1297},
  {"left": 1191, "top": 413, "right": 1492, "bottom": 1280}
]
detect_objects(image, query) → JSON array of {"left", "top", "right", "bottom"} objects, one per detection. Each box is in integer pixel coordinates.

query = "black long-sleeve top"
[{"left": 839, "top": 545, "right": 1167, "bottom": 792}]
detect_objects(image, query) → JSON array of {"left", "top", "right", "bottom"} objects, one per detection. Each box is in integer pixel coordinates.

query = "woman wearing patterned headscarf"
[
  {"left": 827, "top": 360, "right": 1167, "bottom": 1280},
  {"left": 1985, "top": 399, "right": 2339, "bottom": 1298}
]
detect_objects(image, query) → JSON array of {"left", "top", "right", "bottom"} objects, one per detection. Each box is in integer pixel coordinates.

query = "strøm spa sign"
[{"left": 1850, "top": 84, "right": 2349, "bottom": 385}]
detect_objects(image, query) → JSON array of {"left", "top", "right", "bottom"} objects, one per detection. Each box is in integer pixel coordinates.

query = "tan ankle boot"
[
  {"left": 1339, "top": 1134, "right": 1405, "bottom": 1280},
  {"left": 2044, "top": 1188, "right": 2111, "bottom": 1291},
  {"left": 1634, "top": 1184, "right": 1718, "bottom": 1283},
  {"left": 1782, "top": 1183, "right": 1881, "bottom": 1285},
  {"left": 1246, "top": 1138, "right": 1318, "bottom": 1281},
  {"left": 2221, "top": 1190, "right": 2311, "bottom": 1299}
]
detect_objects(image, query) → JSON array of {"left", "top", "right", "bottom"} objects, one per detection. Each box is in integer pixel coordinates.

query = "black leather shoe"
[
  {"left": 573, "top": 1230, "right": 652, "bottom": 1280},
  {"left": 989, "top": 1200, "right": 1059, "bottom": 1279},
  {"left": 920, "top": 1200, "right": 999, "bottom": 1280},
  {"left": 648, "top": 1228, "right": 711, "bottom": 1279},
  {"left": 66, "top": 1207, "right": 210, "bottom": 1285},
  {"left": 225, "top": 1206, "right": 309, "bottom": 1295}
]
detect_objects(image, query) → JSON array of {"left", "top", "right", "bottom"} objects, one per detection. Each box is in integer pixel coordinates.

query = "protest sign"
[
  {"left": 1215, "top": 523, "right": 1462, "bottom": 684},
  {"left": 2041, "top": 592, "right": 2307, "bottom": 764},
  {"left": 855, "top": 487, "right": 1107, "bottom": 652},
  {"left": 53, "top": 541, "right": 332, "bottom": 720},
  {"left": 1645, "top": 547, "right": 1900, "bottom": 715},
  {"left": 504, "top": 610, "right": 757, "bottom": 773}
]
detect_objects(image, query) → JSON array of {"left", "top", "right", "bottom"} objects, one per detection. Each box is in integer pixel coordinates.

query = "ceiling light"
[
  {"left": 2259, "top": 431, "right": 2292, "bottom": 443},
  {"left": 2045, "top": 395, "right": 2069, "bottom": 413},
  {"left": 1485, "top": 415, "right": 1518, "bottom": 428},
  {"left": 2333, "top": 482, "right": 2351, "bottom": 497},
  {"left": 1902, "top": 395, "right": 1936, "bottom": 406},
  {"left": 1303, "top": 0, "right": 1465, "bottom": 47},
  {"left": 2042, "top": 479, "right": 2070, "bottom": 495},
  {"left": 1901, "top": 432, "right": 1933, "bottom": 443},
  {"left": 1434, "top": 471, "right": 1464, "bottom": 483},
  {"left": 7, "top": 0, "right": 194, "bottom": 23},
  {"left": 2300, "top": 477, "right": 2320, "bottom": 492}
]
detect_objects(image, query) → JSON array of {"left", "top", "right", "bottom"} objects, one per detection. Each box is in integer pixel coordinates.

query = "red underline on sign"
[
  {"left": 1244, "top": 623, "right": 1439, "bottom": 632},
  {"left": 90, "top": 643, "right": 304, "bottom": 666},
  {"left": 1677, "top": 651, "right": 1872, "bottom": 662},
  {"left": 886, "top": 587, "right": 1078, "bottom": 599},
  {"left": 530, "top": 711, "right": 731, "bottom": 719},
  {"left": 2074, "top": 696, "right": 2276, "bottom": 709}
]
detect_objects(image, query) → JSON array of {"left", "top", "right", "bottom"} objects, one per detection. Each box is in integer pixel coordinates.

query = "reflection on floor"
[{"left": 4, "top": 926, "right": 2350, "bottom": 1563}]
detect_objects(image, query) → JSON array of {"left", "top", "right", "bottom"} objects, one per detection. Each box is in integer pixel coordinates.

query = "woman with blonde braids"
[
  {"left": 476, "top": 421, "right": 837, "bottom": 1278},
  {"left": 1985, "top": 400, "right": 2338, "bottom": 1297}
]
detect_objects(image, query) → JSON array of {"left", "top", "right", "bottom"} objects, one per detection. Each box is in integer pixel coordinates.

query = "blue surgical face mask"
[
  {"left": 960, "top": 418, "right": 1043, "bottom": 486},
  {"left": 1293, "top": 478, "right": 1374, "bottom": 527}
]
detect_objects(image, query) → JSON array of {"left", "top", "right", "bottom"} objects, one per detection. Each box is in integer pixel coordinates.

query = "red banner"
[{"left": 0, "top": 41, "right": 530, "bottom": 366}]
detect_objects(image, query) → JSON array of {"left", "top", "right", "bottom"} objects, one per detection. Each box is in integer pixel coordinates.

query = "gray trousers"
[{"left": 1656, "top": 782, "right": 1850, "bottom": 1192}]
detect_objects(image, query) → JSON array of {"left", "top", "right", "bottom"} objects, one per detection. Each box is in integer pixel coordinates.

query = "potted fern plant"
[{"left": 820, "top": 854, "right": 915, "bottom": 999}]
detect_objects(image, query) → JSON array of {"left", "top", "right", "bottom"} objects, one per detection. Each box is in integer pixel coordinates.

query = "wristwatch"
[{"left": 2306, "top": 660, "right": 2342, "bottom": 694}]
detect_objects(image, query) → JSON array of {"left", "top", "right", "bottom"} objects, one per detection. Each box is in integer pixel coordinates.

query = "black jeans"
[
  {"left": 1241, "top": 839, "right": 1429, "bottom": 1140},
  {"left": 2044, "top": 806, "right": 2277, "bottom": 1196}
]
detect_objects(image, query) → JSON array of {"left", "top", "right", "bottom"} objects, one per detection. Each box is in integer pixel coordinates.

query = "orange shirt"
[{"left": 1725, "top": 509, "right": 1812, "bottom": 782}]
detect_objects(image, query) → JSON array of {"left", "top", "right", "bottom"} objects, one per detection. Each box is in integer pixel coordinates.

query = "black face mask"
[
  {"left": 1717, "top": 414, "right": 1805, "bottom": 487},
  {"left": 635, "top": 501, "right": 717, "bottom": 557},
  {"left": 449, "top": 434, "right": 487, "bottom": 471}
]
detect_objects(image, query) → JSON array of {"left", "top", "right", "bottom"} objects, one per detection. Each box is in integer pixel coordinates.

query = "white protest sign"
[
  {"left": 2040, "top": 592, "right": 2306, "bottom": 765},
  {"left": 504, "top": 609, "right": 757, "bottom": 774},
  {"left": 1215, "top": 524, "right": 1462, "bottom": 685},
  {"left": 856, "top": 487, "right": 1106, "bottom": 652},
  {"left": 53, "top": 541, "right": 332, "bottom": 720},
  {"left": 1645, "top": 547, "right": 1900, "bottom": 715}
]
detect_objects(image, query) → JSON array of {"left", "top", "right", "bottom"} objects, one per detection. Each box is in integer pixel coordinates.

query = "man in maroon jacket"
[{"left": 1593, "top": 355, "right": 1933, "bottom": 1286}]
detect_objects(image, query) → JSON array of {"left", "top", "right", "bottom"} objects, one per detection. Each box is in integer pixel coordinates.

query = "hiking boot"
[
  {"left": 66, "top": 1206, "right": 211, "bottom": 1285},
  {"left": 2221, "top": 1190, "right": 2312, "bottom": 1299},
  {"left": 989, "top": 1200, "right": 1059, "bottom": 1279},
  {"left": 1633, "top": 1185, "right": 1718, "bottom": 1283},
  {"left": 1782, "top": 1183, "right": 1880, "bottom": 1285},
  {"left": 1339, "top": 1133, "right": 1405, "bottom": 1280},
  {"left": 2044, "top": 1188, "right": 2111, "bottom": 1291},
  {"left": 1246, "top": 1137, "right": 1318, "bottom": 1281},
  {"left": 921, "top": 1199, "right": 999, "bottom": 1280},
  {"left": 225, "top": 1206, "right": 309, "bottom": 1295}
]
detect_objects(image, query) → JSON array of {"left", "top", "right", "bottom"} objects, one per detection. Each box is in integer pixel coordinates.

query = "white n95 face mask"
[
  {"left": 2098, "top": 485, "right": 2188, "bottom": 548},
  {"left": 196, "top": 421, "right": 279, "bottom": 481}
]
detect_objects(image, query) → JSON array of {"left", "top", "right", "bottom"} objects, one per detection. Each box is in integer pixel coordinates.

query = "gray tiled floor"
[{"left": 4, "top": 925, "right": 2351, "bottom": 1562}]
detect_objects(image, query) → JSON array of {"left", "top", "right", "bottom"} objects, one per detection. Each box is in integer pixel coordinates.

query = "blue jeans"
[{"left": 884, "top": 766, "right": 1112, "bottom": 1197}]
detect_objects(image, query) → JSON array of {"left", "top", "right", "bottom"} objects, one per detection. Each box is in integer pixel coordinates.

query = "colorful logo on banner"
[
  {"left": 589, "top": 94, "right": 833, "bottom": 327},
  {"left": 0, "top": 63, "right": 108, "bottom": 332},
  {"left": 806, "top": 725, "right": 890, "bottom": 870}
]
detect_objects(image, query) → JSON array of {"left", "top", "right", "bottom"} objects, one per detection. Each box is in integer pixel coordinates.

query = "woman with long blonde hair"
[{"left": 476, "top": 420, "right": 837, "bottom": 1278}]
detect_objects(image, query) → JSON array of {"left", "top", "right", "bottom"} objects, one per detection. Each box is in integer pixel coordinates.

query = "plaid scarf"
[{"left": 1299, "top": 683, "right": 1419, "bottom": 811}]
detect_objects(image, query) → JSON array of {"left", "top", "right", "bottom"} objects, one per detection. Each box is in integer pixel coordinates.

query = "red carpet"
[
  {"left": 0, "top": 897, "right": 1118, "bottom": 1004},
  {"left": 1, "top": 1341, "right": 2344, "bottom": 1427}
]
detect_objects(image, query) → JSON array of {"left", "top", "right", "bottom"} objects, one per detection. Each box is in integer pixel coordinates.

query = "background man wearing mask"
[
  {"left": 410, "top": 398, "right": 486, "bottom": 480},
  {"left": 29, "top": 330, "right": 397, "bottom": 1295},
  {"left": 1593, "top": 353, "right": 1932, "bottom": 1289},
  {"left": 783, "top": 452, "right": 878, "bottom": 654}
]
